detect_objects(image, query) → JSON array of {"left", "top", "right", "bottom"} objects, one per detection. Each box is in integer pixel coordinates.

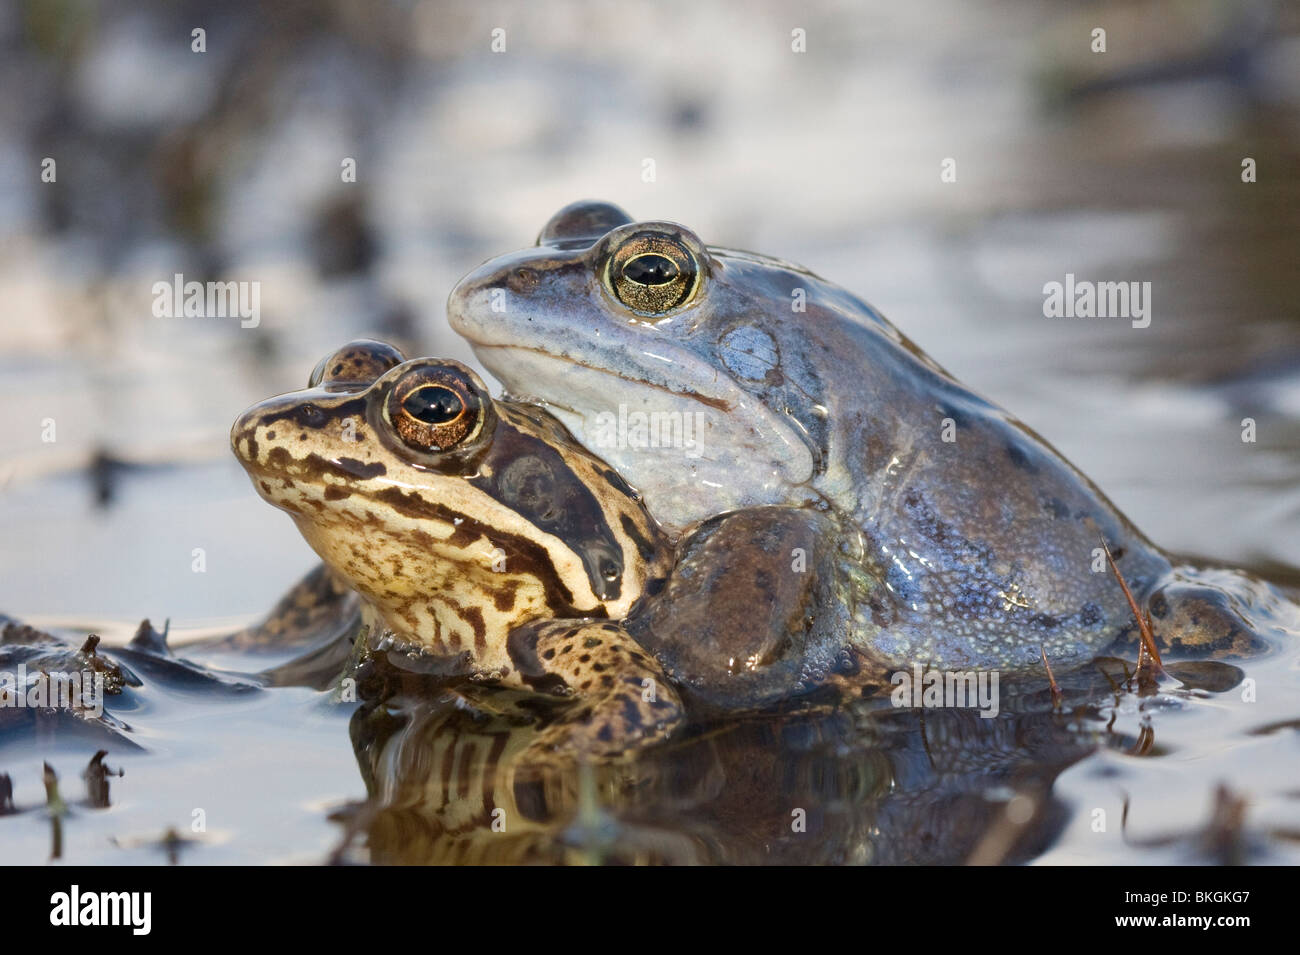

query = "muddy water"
[{"left": 2, "top": 0, "right": 1299, "bottom": 863}]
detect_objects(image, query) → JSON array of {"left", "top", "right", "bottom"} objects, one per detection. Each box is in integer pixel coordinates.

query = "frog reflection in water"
[
  {"left": 446, "top": 200, "right": 1293, "bottom": 707},
  {"left": 341, "top": 670, "right": 1099, "bottom": 864}
]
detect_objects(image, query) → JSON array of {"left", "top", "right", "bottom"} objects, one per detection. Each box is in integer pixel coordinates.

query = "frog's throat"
[
  {"left": 292, "top": 512, "right": 595, "bottom": 673},
  {"left": 470, "top": 342, "right": 815, "bottom": 528}
]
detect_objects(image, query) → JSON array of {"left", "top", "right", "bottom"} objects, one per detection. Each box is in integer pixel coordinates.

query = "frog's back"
[{"left": 693, "top": 252, "right": 1172, "bottom": 671}]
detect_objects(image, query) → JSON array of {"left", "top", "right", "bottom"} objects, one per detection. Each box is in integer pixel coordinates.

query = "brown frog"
[{"left": 231, "top": 340, "right": 685, "bottom": 758}]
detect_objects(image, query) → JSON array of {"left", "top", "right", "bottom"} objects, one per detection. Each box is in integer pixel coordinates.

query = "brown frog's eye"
[
  {"left": 605, "top": 231, "right": 700, "bottom": 314},
  {"left": 402, "top": 384, "right": 463, "bottom": 425},
  {"left": 386, "top": 365, "right": 490, "bottom": 453}
]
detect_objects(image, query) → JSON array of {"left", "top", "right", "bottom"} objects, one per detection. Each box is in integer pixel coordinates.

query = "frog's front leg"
[{"left": 502, "top": 619, "right": 684, "bottom": 759}]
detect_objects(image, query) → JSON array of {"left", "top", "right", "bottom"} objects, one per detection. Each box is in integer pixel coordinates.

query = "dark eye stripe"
[
  {"left": 256, "top": 397, "right": 367, "bottom": 430},
  {"left": 468, "top": 414, "right": 636, "bottom": 602},
  {"left": 371, "top": 486, "right": 589, "bottom": 615}
]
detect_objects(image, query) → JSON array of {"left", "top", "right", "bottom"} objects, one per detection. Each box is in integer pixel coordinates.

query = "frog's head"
[
  {"left": 449, "top": 200, "right": 863, "bottom": 532},
  {"left": 231, "top": 340, "right": 669, "bottom": 658}
]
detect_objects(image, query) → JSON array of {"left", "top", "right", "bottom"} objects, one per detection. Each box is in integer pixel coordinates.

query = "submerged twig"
[
  {"left": 1040, "top": 645, "right": 1062, "bottom": 709},
  {"left": 1100, "top": 536, "right": 1165, "bottom": 685}
]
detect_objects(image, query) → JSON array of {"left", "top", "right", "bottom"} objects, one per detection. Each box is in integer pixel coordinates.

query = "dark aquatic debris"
[
  {"left": 109, "top": 826, "right": 201, "bottom": 866},
  {"left": 127, "top": 618, "right": 169, "bottom": 655},
  {"left": 1121, "top": 782, "right": 1274, "bottom": 865},
  {"left": 112, "top": 619, "right": 263, "bottom": 694},
  {"left": 83, "top": 750, "right": 123, "bottom": 810},
  {"left": 0, "top": 619, "right": 144, "bottom": 750},
  {"left": 43, "top": 762, "right": 67, "bottom": 861},
  {"left": 0, "top": 615, "right": 262, "bottom": 756},
  {"left": 0, "top": 620, "right": 141, "bottom": 694},
  {"left": 85, "top": 447, "right": 192, "bottom": 510}
]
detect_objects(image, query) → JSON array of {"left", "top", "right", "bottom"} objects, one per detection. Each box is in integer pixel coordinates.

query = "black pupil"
[
  {"left": 623, "top": 253, "right": 679, "bottom": 285},
  {"left": 403, "top": 385, "right": 463, "bottom": 424}
]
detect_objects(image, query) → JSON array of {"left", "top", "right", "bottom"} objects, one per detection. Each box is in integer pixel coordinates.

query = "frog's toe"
[{"left": 507, "top": 620, "right": 684, "bottom": 760}]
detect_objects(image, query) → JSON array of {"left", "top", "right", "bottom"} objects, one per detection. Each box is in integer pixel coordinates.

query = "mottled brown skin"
[
  {"left": 507, "top": 620, "right": 683, "bottom": 756},
  {"left": 231, "top": 341, "right": 682, "bottom": 758}
]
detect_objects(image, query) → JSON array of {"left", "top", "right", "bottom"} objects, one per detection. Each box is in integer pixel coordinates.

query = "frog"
[
  {"left": 229, "top": 340, "right": 687, "bottom": 758},
  {"left": 446, "top": 200, "right": 1286, "bottom": 694}
]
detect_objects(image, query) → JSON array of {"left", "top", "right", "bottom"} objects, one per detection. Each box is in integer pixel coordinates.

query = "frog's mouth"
[
  {"left": 473, "top": 342, "right": 808, "bottom": 455},
  {"left": 468, "top": 342, "right": 815, "bottom": 528}
]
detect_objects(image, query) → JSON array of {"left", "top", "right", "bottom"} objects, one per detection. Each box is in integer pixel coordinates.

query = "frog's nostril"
[
  {"left": 511, "top": 267, "right": 539, "bottom": 291},
  {"left": 299, "top": 404, "right": 327, "bottom": 428}
]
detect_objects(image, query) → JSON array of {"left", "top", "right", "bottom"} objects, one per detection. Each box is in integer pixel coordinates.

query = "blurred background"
[{"left": 1, "top": 0, "right": 1298, "bottom": 630}]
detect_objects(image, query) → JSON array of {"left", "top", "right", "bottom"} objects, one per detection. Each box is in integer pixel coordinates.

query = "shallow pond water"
[{"left": 2, "top": 0, "right": 1299, "bottom": 864}]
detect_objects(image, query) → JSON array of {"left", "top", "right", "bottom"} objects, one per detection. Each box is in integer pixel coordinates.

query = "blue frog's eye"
[{"left": 606, "top": 232, "right": 699, "bottom": 314}]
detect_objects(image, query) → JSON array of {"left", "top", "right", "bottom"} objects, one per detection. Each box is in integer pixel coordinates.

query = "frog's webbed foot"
[{"left": 503, "top": 619, "right": 684, "bottom": 761}]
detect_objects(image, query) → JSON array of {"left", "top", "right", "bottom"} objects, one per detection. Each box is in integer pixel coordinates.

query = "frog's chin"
[{"left": 470, "top": 343, "right": 814, "bottom": 532}]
